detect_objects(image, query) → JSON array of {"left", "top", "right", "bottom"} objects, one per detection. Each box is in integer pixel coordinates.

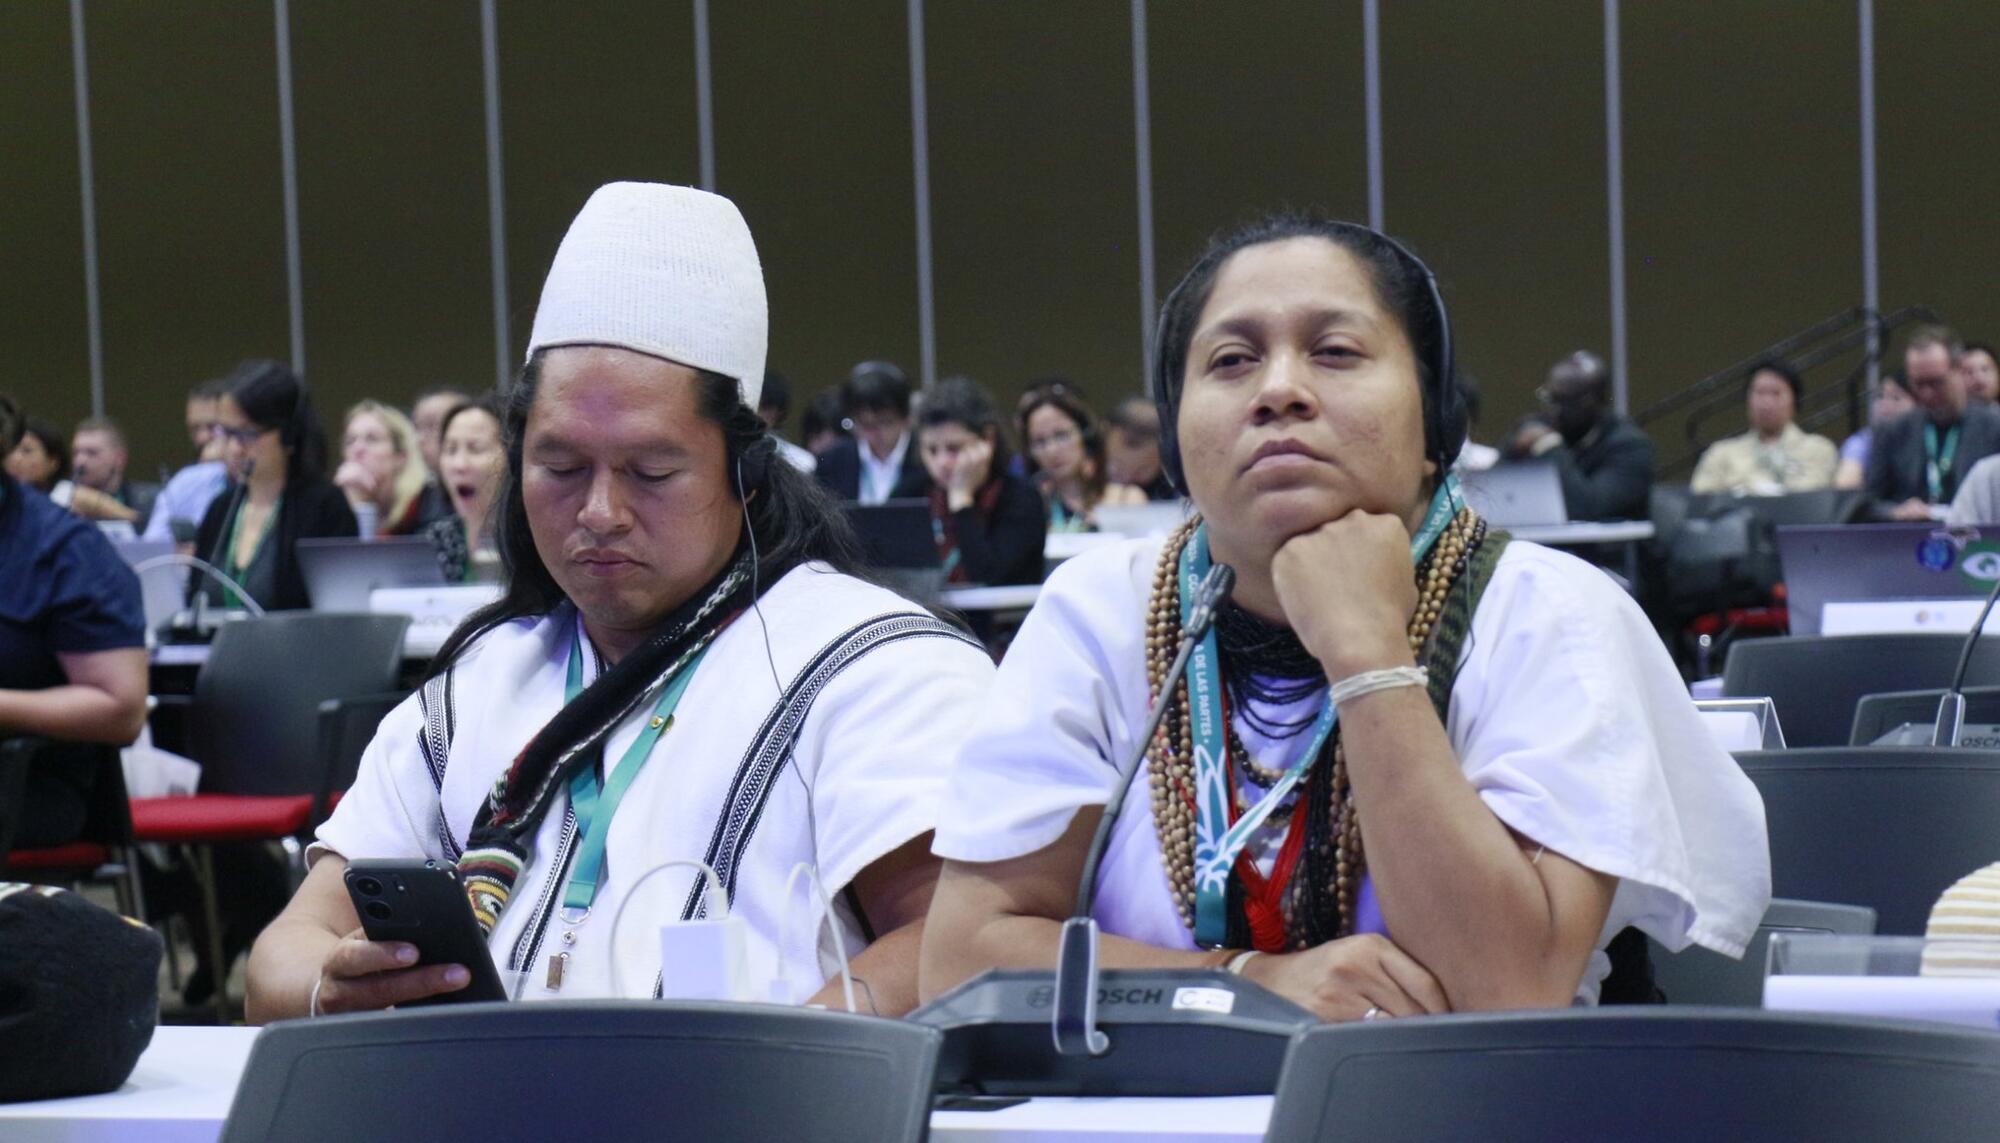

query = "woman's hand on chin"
[
  {"left": 1237, "top": 933, "right": 1449, "bottom": 1021},
  {"left": 1270, "top": 511, "right": 1418, "bottom": 681}
]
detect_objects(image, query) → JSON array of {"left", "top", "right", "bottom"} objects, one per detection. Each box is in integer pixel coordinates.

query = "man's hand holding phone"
[{"left": 311, "top": 928, "right": 471, "bottom": 1015}]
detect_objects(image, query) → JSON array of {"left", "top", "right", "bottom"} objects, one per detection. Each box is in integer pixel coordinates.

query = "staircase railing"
[{"left": 1634, "top": 305, "right": 1941, "bottom": 479}]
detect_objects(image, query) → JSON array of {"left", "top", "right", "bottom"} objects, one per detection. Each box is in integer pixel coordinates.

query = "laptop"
[
  {"left": 1777, "top": 523, "right": 1998, "bottom": 635},
  {"left": 1095, "top": 501, "right": 1190, "bottom": 539},
  {"left": 843, "top": 499, "right": 946, "bottom": 602},
  {"left": 1456, "top": 461, "right": 1567, "bottom": 527},
  {"left": 296, "top": 537, "right": 447, "bottom": 613},
  {"left": 113, "top": 538, "right": 183, "bottom": 632}
]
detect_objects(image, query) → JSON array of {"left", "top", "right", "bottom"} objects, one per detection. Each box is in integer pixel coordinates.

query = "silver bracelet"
[
  {"left": 308, "top": 974, "right": 326, "bottom": 1018},
  {"left": 1327, "top": 666, "right": 1429, "bottom": 708}
]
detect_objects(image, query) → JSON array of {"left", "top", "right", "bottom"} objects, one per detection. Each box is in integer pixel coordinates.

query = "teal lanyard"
[
  {"left": 1050, "top": 498, "right": 1084, "bottom": 533},
  {"left": 559, "top": 633, "right": 712, "bottom": 913},
  {"left": 930, "top": 514, "right": 963, "bottom": 580},
  {"left": 1183, "top": 475, "right": 1461, "bottom": 948},
  {"left": 221, "top": 490, "right": 282, "bottom": 609},
  {"left": 1926, "top": 423, "right": 1961, "bottom": 503}
]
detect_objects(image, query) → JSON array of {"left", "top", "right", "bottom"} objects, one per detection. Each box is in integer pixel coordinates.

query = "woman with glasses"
[
  {"left": 192, "top": 360, "right": 358, "bottom": 612},
  {"left": 922, "top": 214, "right": 1767, "bottom": 1020},
  {"left": 335, "top": 399, "right": 447, "bottom": 538},
  {"left": 1018, "top": 385, "right": 1146, "bottom": 532}
]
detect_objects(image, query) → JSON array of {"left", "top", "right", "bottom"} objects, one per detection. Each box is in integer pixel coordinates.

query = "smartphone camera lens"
[
  {"left": 364, "top": 900, "right": 393, "bottom": 922},
  {"left": 355, "top": 877, "right": 383, "bottom": 897}
]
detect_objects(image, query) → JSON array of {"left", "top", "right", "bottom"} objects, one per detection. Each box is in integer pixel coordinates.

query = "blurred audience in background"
[
  {"left": 757, "top": 368, "right": 815, "bottom": 473},
  {"left": 143, "top": 380, "right": 232, "bottom": 545},
  {"left": 71, "top": 417, "right": 160, "bottom": 529},
  {"left": 1505, "top": 350, "right": 1656, "bottom": 521},
  {"left": 917, "top": 376, "right": 1046, "bottom": 587},
  {"left": 1834, "top": 372, "right": 1915, "bottom": 491},
  {"left": 1961, "top": 342, "right": 1999, "bottom": 405},
  {"left": 1863, "top": 325, "right": 2000, "bottom": 521},
  {"left": 1018, "top": 381, "right": 1145, "bottom": 532},
  {"left": 334, "top": 400, "right": 445, "bottom": 538},
  {"left": 815, "top": 360, "right": 931, "bottom": 503},
  {"left": 409, "top": 386, "right": 471, "bottom": 475},
  {"left": 1689, "top": 360, "right": 1838, "bottom": 496},
  {"left": 192, "top": 360, "right": 357, "bottom": 613},
  {"left": 801, "top": 385, "right": 851, "bottom": 455},
  {"left": 424, "top": 393, "right": 506, "bottom": 583},
  {"left": 1103, "top": 396, "right": 1177, "bottom": 501}
]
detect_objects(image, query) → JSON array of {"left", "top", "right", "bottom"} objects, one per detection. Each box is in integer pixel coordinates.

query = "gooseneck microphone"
[
  {"left": 1935, "top": 569, "right": 2000, "bottom": 746},
  {"left": 1054, "top": 561, "right": 1235, "bottom": 1057}
]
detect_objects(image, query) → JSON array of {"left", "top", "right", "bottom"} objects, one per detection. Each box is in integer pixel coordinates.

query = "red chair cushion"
[
  {"left": 3, "top": 842, "right": 111, "bottom": 872},
  {"left": 129, "top": 794, "right": 316, "bottom": 843}
]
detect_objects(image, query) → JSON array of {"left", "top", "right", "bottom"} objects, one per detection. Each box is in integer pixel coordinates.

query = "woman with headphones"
[
  {"left": 193, "top": 360, "right": 358, "bottom": 612},
  {"left": 1018, "top": 383, "right": 1147, "bottom": 532},
  {"left": 920, "top": 214, "right": 1769, "bottom": 1020}
]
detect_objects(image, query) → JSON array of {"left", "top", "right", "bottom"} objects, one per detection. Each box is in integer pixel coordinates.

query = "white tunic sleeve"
[
  {"left": 310, "top": 689, "right": 447, "bottom": 865},
  {"left": 1448, "top": 543, "right": 1771, "bottom": 957},
  {"left": 930, "top": 542, "right": 1154, "bottom": 863},
  {"left": 792, "top": 623, "right": 1000, "bottom": 897}
]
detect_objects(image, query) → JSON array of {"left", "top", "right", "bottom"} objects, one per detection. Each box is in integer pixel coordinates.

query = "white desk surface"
[
  {"left": 939, "top": 584, "right": 1042, "bottom": 612},
  {"left": 0, "top": 1026, "right": 1270, "bottom": 1142},
  {"left": 1504, "top": 520, "right": 1655, "bottom": 545}
]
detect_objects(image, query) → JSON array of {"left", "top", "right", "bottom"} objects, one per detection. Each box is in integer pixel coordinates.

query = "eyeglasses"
[
  {"left": 213, "top": 423, "right": 275, "bottom": 446},
  {"left": 1029, "top": 427, "right": 1081, "bottom": 452}
]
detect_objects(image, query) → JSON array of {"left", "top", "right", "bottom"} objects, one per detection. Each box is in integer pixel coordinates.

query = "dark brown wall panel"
[
  {"left": 498, "top": 1, "right": 699, "bottom": 372},
  {"left": 0, "top": 2, "right": 91, "bottom": 451},
  {"left": 89, "top": 0, "right": 291, "bottom": 478},
  {"left": 1149, "top": 0, "right": 1368, "bottom": 290},
  {"left": 927, "top": 1, "right": 1140, "bottom": 414},
  {"left": 1623, "top": 1, "right": 1859, "bottom": 467},
  {"left": 290, "top": 1, "right": 489, "bottom": 427},
  {"left": 711, "top": 1, "right": 920, "bottom": 428},
  {"left": 1382, "top": 0, "right": 1608, "bottom": 439},
  {"left": 1878, "top": 6, "right": 2000, "bottom": 354}
]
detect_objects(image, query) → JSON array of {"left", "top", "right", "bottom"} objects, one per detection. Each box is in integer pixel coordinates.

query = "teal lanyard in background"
[
  {"left": 1926, "top": 423, "right": 1961, "bottom": 503},
  {"left": 560, "top": 634, "right": 711, "bottom": 913},
  {"left": 930, "top": 515, "right": 963, "bottom": 580},
  {"left": 221, "top": 490, "right": 282, "bottom": 609},
  {"left": 1183, "top": 475, "right": 1462, "bottom": 948}
]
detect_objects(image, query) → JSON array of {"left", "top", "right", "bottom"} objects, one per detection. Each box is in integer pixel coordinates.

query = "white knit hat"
[{"left": 526, "top": 182, "right": 767, "bottom": 410}]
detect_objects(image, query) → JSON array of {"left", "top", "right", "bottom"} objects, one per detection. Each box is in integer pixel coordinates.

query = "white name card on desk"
[
  {"left": 371, "top": 585, "right": 502, "bottom": 658},
  {"left": 1765, "top": 976, "right": 2000, "bottom": 1030},
  {"left": 1820, "top": 598, "right": 2000, "bottom": 636}
]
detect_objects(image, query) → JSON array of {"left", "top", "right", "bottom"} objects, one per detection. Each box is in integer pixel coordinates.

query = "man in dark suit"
[
  {"left": 1504, "top": 350, "right": 1656, "bottom": 521},
  {"left": 813, "top": 361, "right": 932, "bottom": 502},
  {"left": 1865, "top": 326, "right": 2000, "bottom": 520}
]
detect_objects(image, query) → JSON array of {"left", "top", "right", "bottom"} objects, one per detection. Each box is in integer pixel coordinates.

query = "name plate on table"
[
  {"left": 1820, "top": 599, "right": 2000, "bottom": 636},
  {"left": 371, "top": 585, "right": 502, "bottom": 656},
  {"left": 1764, "top": 977, "right": 2000, "bottom": 1031},
  {"left": 1694, "top": 698, "right": 1786, "bottom": 751}
]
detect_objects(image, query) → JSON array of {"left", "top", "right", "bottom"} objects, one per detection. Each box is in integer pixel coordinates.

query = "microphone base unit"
[{"left": 910, "top": 968, "right": 1314, "bottom": 1096}]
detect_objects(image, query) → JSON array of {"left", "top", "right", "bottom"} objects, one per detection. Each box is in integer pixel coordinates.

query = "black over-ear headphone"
[
  {"left": 1150, "top": 222, "right": 1464, "bottom": 493},
  {"left": 734, "top": 432, "right": 776, "bottom": 493}
]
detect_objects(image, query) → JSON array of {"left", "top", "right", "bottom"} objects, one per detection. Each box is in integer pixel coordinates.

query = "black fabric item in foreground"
[{"left": 0, "top": 883, "right": 161, "bottom": 1103}]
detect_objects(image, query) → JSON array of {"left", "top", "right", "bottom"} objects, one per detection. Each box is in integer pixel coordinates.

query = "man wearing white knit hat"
[{"left": 249, "top": 183, "right": 994, "bottom": 1018}]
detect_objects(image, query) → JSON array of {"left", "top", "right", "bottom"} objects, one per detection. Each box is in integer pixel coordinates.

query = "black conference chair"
[
  {"left": 1264, "top": 1009, "right": 2000, "bottom": 1142},
  {"left": 131, "top": 612, "right": 410, "bottom": 1020},
  {"left": 1720, "top": 633, "right": 2000, "bottom": 747},
  {"left": 221, "top": 1002, "right": 942, "bottom": 1143},
  {"left": 1735, "top": 746, "right": 2000, "bottom": 935},
  {"left": 1851, "top": 686, "right": 2000, "bottom": 746},
  {"left": 1650, "top": 898, "right": 1876, "bottom": 1007}
]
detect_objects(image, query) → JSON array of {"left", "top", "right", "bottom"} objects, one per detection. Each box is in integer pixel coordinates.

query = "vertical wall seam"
[
  {"left": 70, "top": 0, "right": 105, "bottom": 415},
  {"left": 275, "top": 0, "right": 306, "bottom": 375},
  {"left": 907, "top": 0, "right": 937, "bottom": 389},
  {"left": 480, "top": 0, "right": 511, "bottom": 386},
  {"left": 1131, "top": 0, "right": 1158, "bottom": 382}
]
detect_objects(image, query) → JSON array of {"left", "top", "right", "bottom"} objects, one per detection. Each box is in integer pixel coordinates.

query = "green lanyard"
[
  {"left": 559, "top": 632, "right": 712, "bottom": 913},
  {"left": 1926, "top": 423, "right": 1961, "bottom": 503},
  {"left": 1182, "top": 475, "right": 1461, "bottom": 948},
  {"left": 221, "top": 490, "right": 282, "bottom": 608}
]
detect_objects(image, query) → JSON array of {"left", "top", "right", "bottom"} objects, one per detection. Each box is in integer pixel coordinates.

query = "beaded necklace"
[{"left": 1142, "top": 507, "right": 1487, "bottom": 950}]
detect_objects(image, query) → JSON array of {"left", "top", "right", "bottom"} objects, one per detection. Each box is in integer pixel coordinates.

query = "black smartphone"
[{"left": 343, "top": 858, "right": 509, "bottom": 1005}]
